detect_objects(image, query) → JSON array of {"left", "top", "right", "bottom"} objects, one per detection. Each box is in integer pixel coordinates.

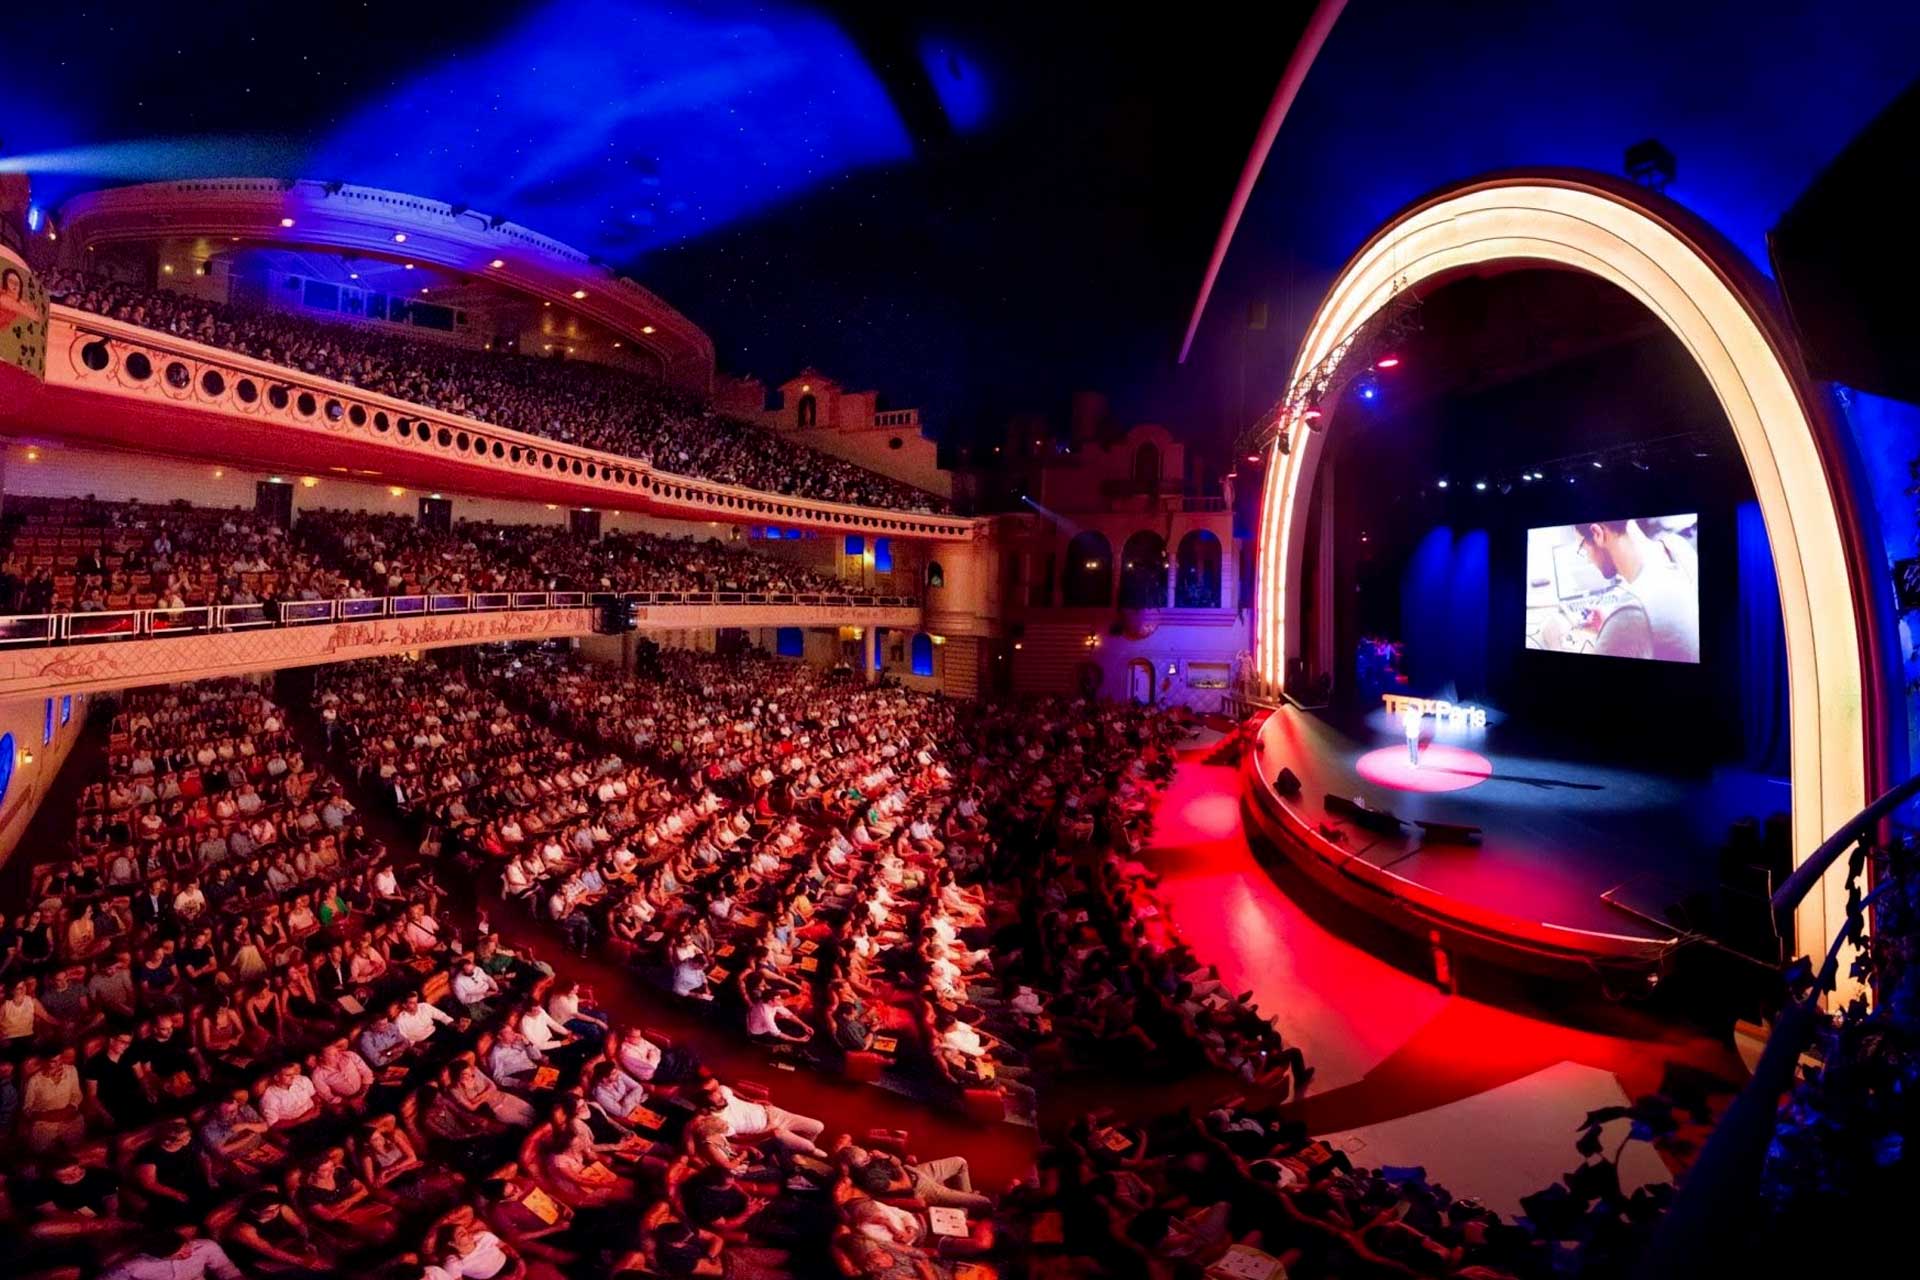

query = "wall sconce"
[
  {"left": 21, "top": 747, "right": 35, "bottom": 766},
  {"left": 930, "top": 635, "right": 946, "bottom": 646}
]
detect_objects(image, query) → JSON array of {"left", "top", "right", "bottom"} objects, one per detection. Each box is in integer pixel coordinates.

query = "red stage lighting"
[
  {"left": 1375, "top": 356, "right": 1401, "bottom": 369},
  {"left": 1246, "top": 452, "right": 1263, "bottom": 464},
  {"left": 1302, "top": 407, "right": 1323, "bottom": 421}
]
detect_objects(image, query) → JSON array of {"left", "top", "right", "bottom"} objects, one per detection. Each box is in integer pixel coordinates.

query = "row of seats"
[{"left": 0, "top": 497, "right": 899, "bottom": 617}]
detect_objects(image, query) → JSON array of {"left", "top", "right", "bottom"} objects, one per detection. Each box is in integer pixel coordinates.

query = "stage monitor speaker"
[
  {"left": 1415, "top": 819, "right": 1483, "bottom": 846},
  {"left": 1274, "top": 767, "right": 1302, "bottom": 798},
  {"left": 1325, "top": 792, "right": 1404, "bottom": 835}
]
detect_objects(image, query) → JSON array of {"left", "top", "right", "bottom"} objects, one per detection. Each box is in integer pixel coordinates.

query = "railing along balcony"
[
  {"left": 0, "top": 589, "right": 923, "bottom": 650},
  {"left": 29, "top": 306, "right": 978, "bottom": 542}
]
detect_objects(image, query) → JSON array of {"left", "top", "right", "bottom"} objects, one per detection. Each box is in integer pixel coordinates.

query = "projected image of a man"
[{"left": 1544, "top": 519, "right": 1700, "bottom": 662}]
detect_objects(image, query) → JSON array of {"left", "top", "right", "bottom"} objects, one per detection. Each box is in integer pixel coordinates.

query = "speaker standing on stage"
[{"left": 1404, "top": 704, "right": 1423, "bottom": 766}]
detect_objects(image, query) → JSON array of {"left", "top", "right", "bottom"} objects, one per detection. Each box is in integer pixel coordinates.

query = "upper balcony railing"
[
  {"left": 24, "top": 307, "right": 977, "bottom": 542},
  {"left": 0, "top": 589, "right": 921, "bottom": 650},
  {"left": 0, "top": 591, "right": 923, "bottom": 701}
]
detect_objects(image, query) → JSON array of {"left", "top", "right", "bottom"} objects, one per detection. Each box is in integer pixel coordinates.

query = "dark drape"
[
  {"left": 1736, "top": 502, "right": 1790, "bottom": 775},
  {"left": 1399, "top": 526, "right": 1490, "bottom": 700}
]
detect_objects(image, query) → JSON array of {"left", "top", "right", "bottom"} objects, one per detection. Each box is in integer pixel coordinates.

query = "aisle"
[
  {"left": 280, "top": 668, "right": 1041, "bottom": 1191},
  {"left": 1135, "top": 746, "right": 1749, "bottom": 1215}
]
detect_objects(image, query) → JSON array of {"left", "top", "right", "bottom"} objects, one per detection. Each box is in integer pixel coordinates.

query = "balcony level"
[{"left": 1, "top": 307, "right": 979, "bottom": 544}]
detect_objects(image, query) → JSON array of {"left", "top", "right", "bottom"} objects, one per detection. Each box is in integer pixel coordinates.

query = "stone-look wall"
[{"left": 0, "top": 688, "right": 89, "bottom": 867}]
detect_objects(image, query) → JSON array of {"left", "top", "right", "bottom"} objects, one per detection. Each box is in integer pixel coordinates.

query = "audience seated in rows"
[
  {"left": 1, "top": 496, "right": 896, "bottom": 617},
  {"left": 43, "top": 268, "right": 949, "bottom": 513}
]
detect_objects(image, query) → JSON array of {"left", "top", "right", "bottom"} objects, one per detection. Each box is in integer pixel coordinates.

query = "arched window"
[
  {"left": 926, "top": 561, "right": 945, "bottom": 589},
  {"left": 1062, "top": 531, "right": 1114, "bottom": 607},
  {"left": 1119, "top": 530, "right": 1168, "bottom": 608},
  {"left": 911, "top": 633, "right": 935, "bottom": 676},
  {"left": 796, "top": 393, "right": 817, "bottom": 427},
  {"left": 1175, "top": 529, "right": 1223, "bottom": 608},
  {"left": 1133, "top": 442, "right": 1162, "bottom": 490}
]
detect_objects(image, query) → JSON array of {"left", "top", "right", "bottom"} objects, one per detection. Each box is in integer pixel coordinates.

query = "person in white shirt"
[
  {"left": 700, "top": 1078, "right": 827, "bottom": 1158},
  {"left": 438, "top": 1217, "right": 514, "bottom": 1280},
  {"left": 546, "top": 980, "right": 608, "bottom": 1045},
  {"left": 101, "top": 1233, "right": 245, "bottom": 1280},
  {"left": 393, "top": 993, "right": 456, "bottom": 1045},
  {"left": 516, "top": 999, "right": 586, "bottom": 1067},
  {"left": 451, "top": 960, "right": 501, "bottom": 1020},
  {"left": 259, "top": 1063, "right": 321, "bottom": 1129}
]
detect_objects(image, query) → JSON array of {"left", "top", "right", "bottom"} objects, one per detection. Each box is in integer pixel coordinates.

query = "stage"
[{"left": 1241, "top": 704, "right": 1790, "bottom": 979}]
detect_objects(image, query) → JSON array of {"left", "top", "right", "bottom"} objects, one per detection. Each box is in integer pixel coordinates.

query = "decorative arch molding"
[
  {"left": 1252, "top": 172, "right": 1891, "bottom": 981},
  {"left": 54, "top": 178, "right": 716, "bottom": 390}
]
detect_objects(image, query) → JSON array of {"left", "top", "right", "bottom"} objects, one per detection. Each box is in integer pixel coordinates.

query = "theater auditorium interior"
[{"left": 3, "top": 3, "right": 1919, "bottom": 1279}]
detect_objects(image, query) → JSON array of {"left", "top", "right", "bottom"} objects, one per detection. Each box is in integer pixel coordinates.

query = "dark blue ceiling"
[{"left": 7, "top": 1, "right": 1917, "bottom": 447}]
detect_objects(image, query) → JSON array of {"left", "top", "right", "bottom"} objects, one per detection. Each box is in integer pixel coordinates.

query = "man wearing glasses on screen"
[{"left": 1543, "top": 519, "right": 1700, "bottom": 662}]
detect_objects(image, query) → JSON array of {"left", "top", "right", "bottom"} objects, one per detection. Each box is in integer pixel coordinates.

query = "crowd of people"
[
  {"left": 1, "top": 671, "right": 1046, "bottom": 1280},
  {"left": 0, "top": 497, "right": 899, "bottom": 617},
  {"left": 43, "top": 269, "right": 949, "bottom": 513},
  {"left": 6, "top": 630, "right": 1854, "bottom": 1279},
  {"left": 1, "top": 499, "right": 345, "bottom": 616},
  {"left": 311, "top": 643, "right": 1327, "bottom": 1144},
  {"left": 296, "top": 511, "right": 899, "bottom": 601}
]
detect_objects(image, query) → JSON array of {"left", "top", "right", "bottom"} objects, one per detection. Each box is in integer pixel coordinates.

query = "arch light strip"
[{"left": 1253, "top": 179, "right": 1868, "bottom": 991}]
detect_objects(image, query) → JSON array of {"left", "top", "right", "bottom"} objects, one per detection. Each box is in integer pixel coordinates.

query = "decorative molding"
[
  {"left": 15, "top": 307, "right": 977, "bottom": 542},
  {"left": 54, "top": 178, "right": 715, "bottom": 389},
  {"left": 0, "top": 603, "right": 921, "bottom": 698},
  {"left": 1251, "top": 172, "right": 1879, "bottom": 1000}
]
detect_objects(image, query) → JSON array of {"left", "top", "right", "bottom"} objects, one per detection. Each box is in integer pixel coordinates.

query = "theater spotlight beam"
[{"left": 1253, "top": 173, "right": 1890, "bottom": 997}]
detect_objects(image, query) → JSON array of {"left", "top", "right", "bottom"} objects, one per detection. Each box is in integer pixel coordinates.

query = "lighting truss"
[{"left": 1235, "top": 286, "right": 1424, "bottom": 460}]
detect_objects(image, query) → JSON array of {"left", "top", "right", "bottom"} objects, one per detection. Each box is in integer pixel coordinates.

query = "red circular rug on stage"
[{"left": 1355, "top": 744, "right": 1494, "bottom": 793}]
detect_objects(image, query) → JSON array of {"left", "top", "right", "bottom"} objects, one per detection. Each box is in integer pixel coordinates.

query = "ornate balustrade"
[
  {"left": 12, "top": 307, "right": 976, "bottom": 542},
  {"left": 0, "top": 591, "right": 923, "bottom": 698}
]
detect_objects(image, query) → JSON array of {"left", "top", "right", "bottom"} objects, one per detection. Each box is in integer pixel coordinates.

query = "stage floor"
[{"left": 1253, "top": 706, "right": 1790, "bottom": 943}]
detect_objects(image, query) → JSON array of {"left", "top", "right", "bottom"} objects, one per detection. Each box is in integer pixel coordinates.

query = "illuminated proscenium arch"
[{"left": 1254, "top": 173, "right": 1888, "bottom": 980}]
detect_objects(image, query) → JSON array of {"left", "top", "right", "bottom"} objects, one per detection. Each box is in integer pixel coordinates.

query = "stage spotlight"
[
  {"left": 1245, "top": 452, "right": 1263, "bottom": 464},
  {"left": 1591, "top": 459, "right": 1604, "bottom": 469},
  {"left": 1520, "top": 473, "right": 1532, "bottom": 483},
  {"left": 1374, "top": 356, "right": 1401, "bottom": 369},
  {"left": 1302, "top": 407, "right": 1322, "bottom": 421},
  {"left": 1356, "top": 377, "right": 1379, "bottom": 402},
  {"left": 1473, "top": 481, "right": 1487, "bottom": 491},
  {"left": 1436, "top": 478, "right": 1449, "bottom": 489},
  {"left": 1625, "top": 137, "right": 1677, "bottom": 192}
]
